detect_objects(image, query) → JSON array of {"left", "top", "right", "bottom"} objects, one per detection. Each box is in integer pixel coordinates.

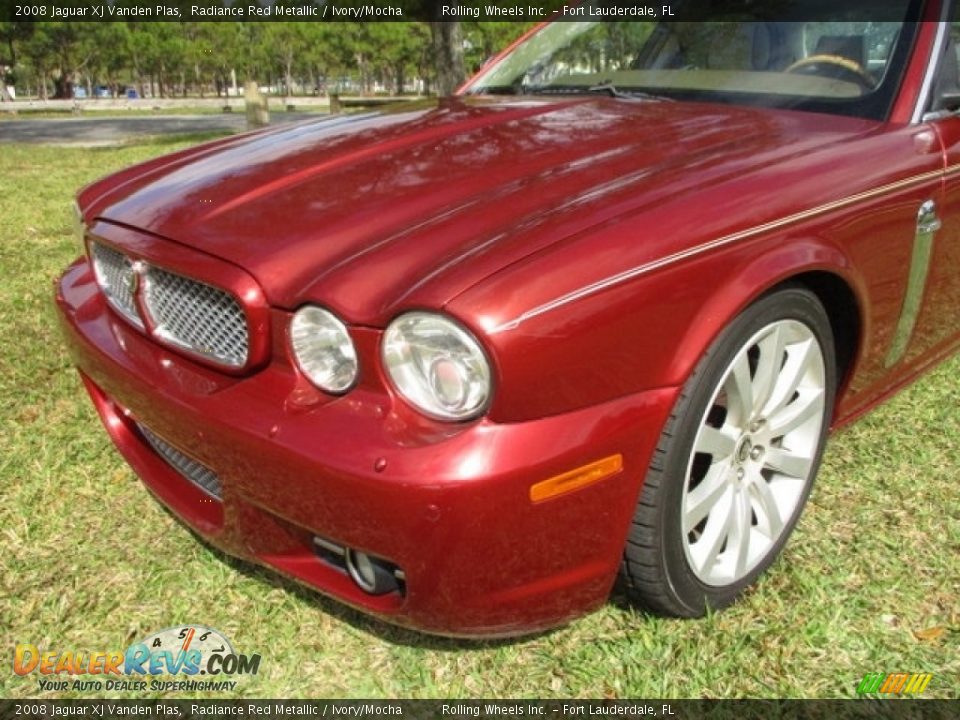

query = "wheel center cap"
[{"left": 736, "top": 437, "right": 753, "bottom": 464}]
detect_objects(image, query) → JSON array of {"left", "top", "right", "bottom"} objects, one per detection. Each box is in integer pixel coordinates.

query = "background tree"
[
  {"left": 0, "top": 21, "right": 32, "bottom": 100},
  {"left": 366, "top": 23, "right": 429, "bottom": 94},
  {"left": 300, "top": 23, "right": 342, "bottom": 96},
  {"left": 462, "top": 22, "right": 531, "bottom": 74},
  {"left": 83, "top": 23, "right": 130, "bottom": 97},
  {"left": 430, "top": 23, "right": 465, "bottom": 96},
  {"left": 126, "top": 22, "right": 181, "bottom": 97},
  {"left": 263, "top": 22, "right": 310, "bottom": 100},
  {"left": 3, "top": 20, "right": 536, "bottom": 101},
  {"left": 17, "top": 23, "right": 98, "bottom": 98},
  {"left": 200, "top": 22, "right": 244, "bottom": 96}
]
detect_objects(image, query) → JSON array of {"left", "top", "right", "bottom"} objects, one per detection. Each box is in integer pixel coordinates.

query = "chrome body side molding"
[{"left": 885, "top": 199, "right": 942, "bottom": 367}]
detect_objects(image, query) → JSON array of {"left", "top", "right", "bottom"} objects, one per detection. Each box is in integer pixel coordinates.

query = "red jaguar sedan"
[{"left": 55, "top": 1, "right": 960, "bottom": 636}]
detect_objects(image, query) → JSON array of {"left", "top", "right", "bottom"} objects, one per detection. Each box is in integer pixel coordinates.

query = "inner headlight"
[
  {"left": 290, "top": 306, "right": 358, "bottom": 394},
  {"left": 382, "top": 312, "right": 491, "bottom": 421}
]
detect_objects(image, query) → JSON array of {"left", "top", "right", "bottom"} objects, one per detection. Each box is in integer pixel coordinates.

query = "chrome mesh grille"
[
  {"left": 138, "top": 423, "right": 222, "bottom": 500},
  {"left": 87, "top": 241, "right": 253, "bottom": 369},
  {"left": 143, "top": 267, "right": 248, "bottom": 367},
  {"left": 89, "top": 243, "right": 142, "bottom": 327}
]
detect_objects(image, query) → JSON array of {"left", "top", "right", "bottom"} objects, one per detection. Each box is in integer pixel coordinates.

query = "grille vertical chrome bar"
[
  {"left": 87, "top": 241, "right": 250, "bottom": 369},
  {"left": 89, "top": 243, "right": 143, "bottom": 328}
]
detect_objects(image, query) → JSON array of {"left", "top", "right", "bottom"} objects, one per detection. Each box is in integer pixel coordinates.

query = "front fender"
[
  {"left": 453, "top": 231, "right": 867, "bottom": 424},
  {"left": 664, "top": 235, "right": 870, "bottom": 391}
]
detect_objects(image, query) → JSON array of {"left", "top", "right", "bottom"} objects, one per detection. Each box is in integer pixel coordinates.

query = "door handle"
[{"left": 917, "top": 199, "right": 942, "bottom": 234}]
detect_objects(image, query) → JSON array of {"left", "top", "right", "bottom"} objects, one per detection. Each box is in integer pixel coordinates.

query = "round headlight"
[
  {"left": 382, "top": 312, "right": 491, "bottom": 421},
  {"left": 290, "top": 306, "right": 358, "bottom": 394}
]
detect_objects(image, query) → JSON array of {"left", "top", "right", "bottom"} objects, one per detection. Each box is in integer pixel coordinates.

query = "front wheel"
[{"left": 621, "top": 287, "right": 837, "bottom": 616}]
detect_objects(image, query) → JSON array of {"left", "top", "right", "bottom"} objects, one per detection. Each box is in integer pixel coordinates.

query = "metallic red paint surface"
[
  {"left": 56, "top": 255, "right": 675, "bottom": 635},
  {"left": 57, "top": 15, "right": 960, "bottom": 635}
]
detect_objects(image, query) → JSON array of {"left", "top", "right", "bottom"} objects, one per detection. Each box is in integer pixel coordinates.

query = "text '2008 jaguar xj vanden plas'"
[{"left": 56, "top": 1, "right": 960, "bottom": 636}]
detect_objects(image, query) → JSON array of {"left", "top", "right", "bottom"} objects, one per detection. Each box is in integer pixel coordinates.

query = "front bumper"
[{"left": 55, "top": 257, "right": 677, "bottom": 637}]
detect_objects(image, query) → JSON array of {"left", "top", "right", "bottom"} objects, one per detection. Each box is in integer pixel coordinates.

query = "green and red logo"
[{"left": 857, "top": 672, "right": 933, "bottom": 695}]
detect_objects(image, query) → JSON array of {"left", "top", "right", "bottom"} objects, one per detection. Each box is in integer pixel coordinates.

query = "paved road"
[{"left": 0, "top": 112, "right": 320, "bottom": 145}]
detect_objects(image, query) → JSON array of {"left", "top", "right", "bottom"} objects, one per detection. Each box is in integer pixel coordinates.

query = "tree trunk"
[
  {"left": 6, "top": 36, "right": 16, "bottom": 68},
  {"left": 53, "top": 73, "right": 71, "bottom": 99},
  {"left": 3, "top": 35, "right": 18, "bottom": 100},
  {"left": 430, "top": 22, "right": 465, "bottom": 96}
]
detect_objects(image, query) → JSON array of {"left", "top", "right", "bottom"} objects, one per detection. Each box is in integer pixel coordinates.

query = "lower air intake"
[{"left": 138, "top": 423, "right": 222, "bottom": 500}]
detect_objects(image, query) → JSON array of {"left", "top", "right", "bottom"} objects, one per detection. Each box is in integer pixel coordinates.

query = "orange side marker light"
[{"left": 530, "top": 454, "right": 623, "bottom": 503}]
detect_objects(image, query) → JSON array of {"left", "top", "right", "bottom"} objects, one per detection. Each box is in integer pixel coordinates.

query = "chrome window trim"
[{"left": 912, "top": 18, "right": 951, "bottom": 124}]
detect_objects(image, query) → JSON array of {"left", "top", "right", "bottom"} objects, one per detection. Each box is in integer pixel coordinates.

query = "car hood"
[{"left": 82, "top": 96, "right": 878, "bottom": 325}]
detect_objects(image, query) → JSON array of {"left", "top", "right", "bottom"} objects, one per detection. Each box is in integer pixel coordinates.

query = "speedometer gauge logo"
[{"left": 125, "top": 624, "right": 260, "bottom": 677}]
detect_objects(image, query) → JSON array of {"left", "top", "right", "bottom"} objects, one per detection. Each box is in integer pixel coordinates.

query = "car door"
[{"left": 904, "top": 19, "right": 960, "bottom": 367}]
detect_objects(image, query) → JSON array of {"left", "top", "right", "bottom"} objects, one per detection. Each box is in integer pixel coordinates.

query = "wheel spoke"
[
  {"left": 747, "top": 470, "right": 784, "bottom": 538},
  {"left": 690, "top": 487, "right": 734, "bottom": 574},
  {"left": 764, "top": 446, "right": 812, "bottom": 479},
  {"left": 695, "top": 425, "right": 736, "bottom": 460},
  {"left": 732, "top": 489, "right": 754, "bottom": 577},
  {"left": 751, "top": 324, "right": 786, "bottom": 416},
  {"left": 762, "top": 338, "right": 814, "bottom": 417},
  {"left": 724, "top": 352, "right": 754, "bottom": 424},
  {"left": 684, "top": 464, "right": 729, "bottom": 532},
  {"left": 767, "top": 388, "right": 824, "bottom": 438}
]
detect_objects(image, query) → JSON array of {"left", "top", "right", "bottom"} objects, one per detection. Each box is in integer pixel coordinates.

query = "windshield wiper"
[
  {"left": 524, "top": 82, "right": 672, "bottom": 102},
  {"left": 586, "top": 82, "right": 672, "bottom": 102}
]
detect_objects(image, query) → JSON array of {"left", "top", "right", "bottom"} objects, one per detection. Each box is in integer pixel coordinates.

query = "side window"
[
  {"left": 927, "top": 23, "right": 960, "bottom": 114},
  {"left": 951, "top": 22, "right": 960, "bottom": 69}
]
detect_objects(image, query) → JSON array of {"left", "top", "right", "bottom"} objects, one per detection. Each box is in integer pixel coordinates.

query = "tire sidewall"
[{"left": 657, "top": 287, "right": 837, "bottom": 613}]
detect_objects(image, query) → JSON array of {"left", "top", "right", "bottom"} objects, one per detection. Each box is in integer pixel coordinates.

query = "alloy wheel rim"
[{"left": 681, "top": 319, "right": 826, "bottom": 586}]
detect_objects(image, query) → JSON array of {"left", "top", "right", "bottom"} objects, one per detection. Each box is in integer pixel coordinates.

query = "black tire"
[{"left": 620, "top": 286, "right": 837, "bottom": 617}]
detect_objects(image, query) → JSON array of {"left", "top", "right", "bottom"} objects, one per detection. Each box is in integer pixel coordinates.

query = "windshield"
[{"left": 465, "top": 0, "right": 922, "bottom": 120}]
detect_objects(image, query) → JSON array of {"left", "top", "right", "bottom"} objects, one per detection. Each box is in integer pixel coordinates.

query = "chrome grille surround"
[
  {"left": 87, "top": 241, "right": 250, "bottom": 369},
  {"left": 89, "top": 242, "right": 143, "bottom": 328},
  {"left": 142, "top": 267, "right": 248, "bottom": 368},
  {"left": 138, "top": 423, "right": 222, "bottom": 500}
]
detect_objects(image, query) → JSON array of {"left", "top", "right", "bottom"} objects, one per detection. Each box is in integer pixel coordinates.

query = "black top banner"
[
  {"left": 1, "top": 700, "right": 959, "bottom": 720},
  {"left": 1, "top": 0, "right": 931, "bottom": 23}
]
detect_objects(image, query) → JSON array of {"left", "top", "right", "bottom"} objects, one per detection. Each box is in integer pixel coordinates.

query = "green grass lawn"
[{"left": 0, "top": 139, "right": 957, "bottom": 700}]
